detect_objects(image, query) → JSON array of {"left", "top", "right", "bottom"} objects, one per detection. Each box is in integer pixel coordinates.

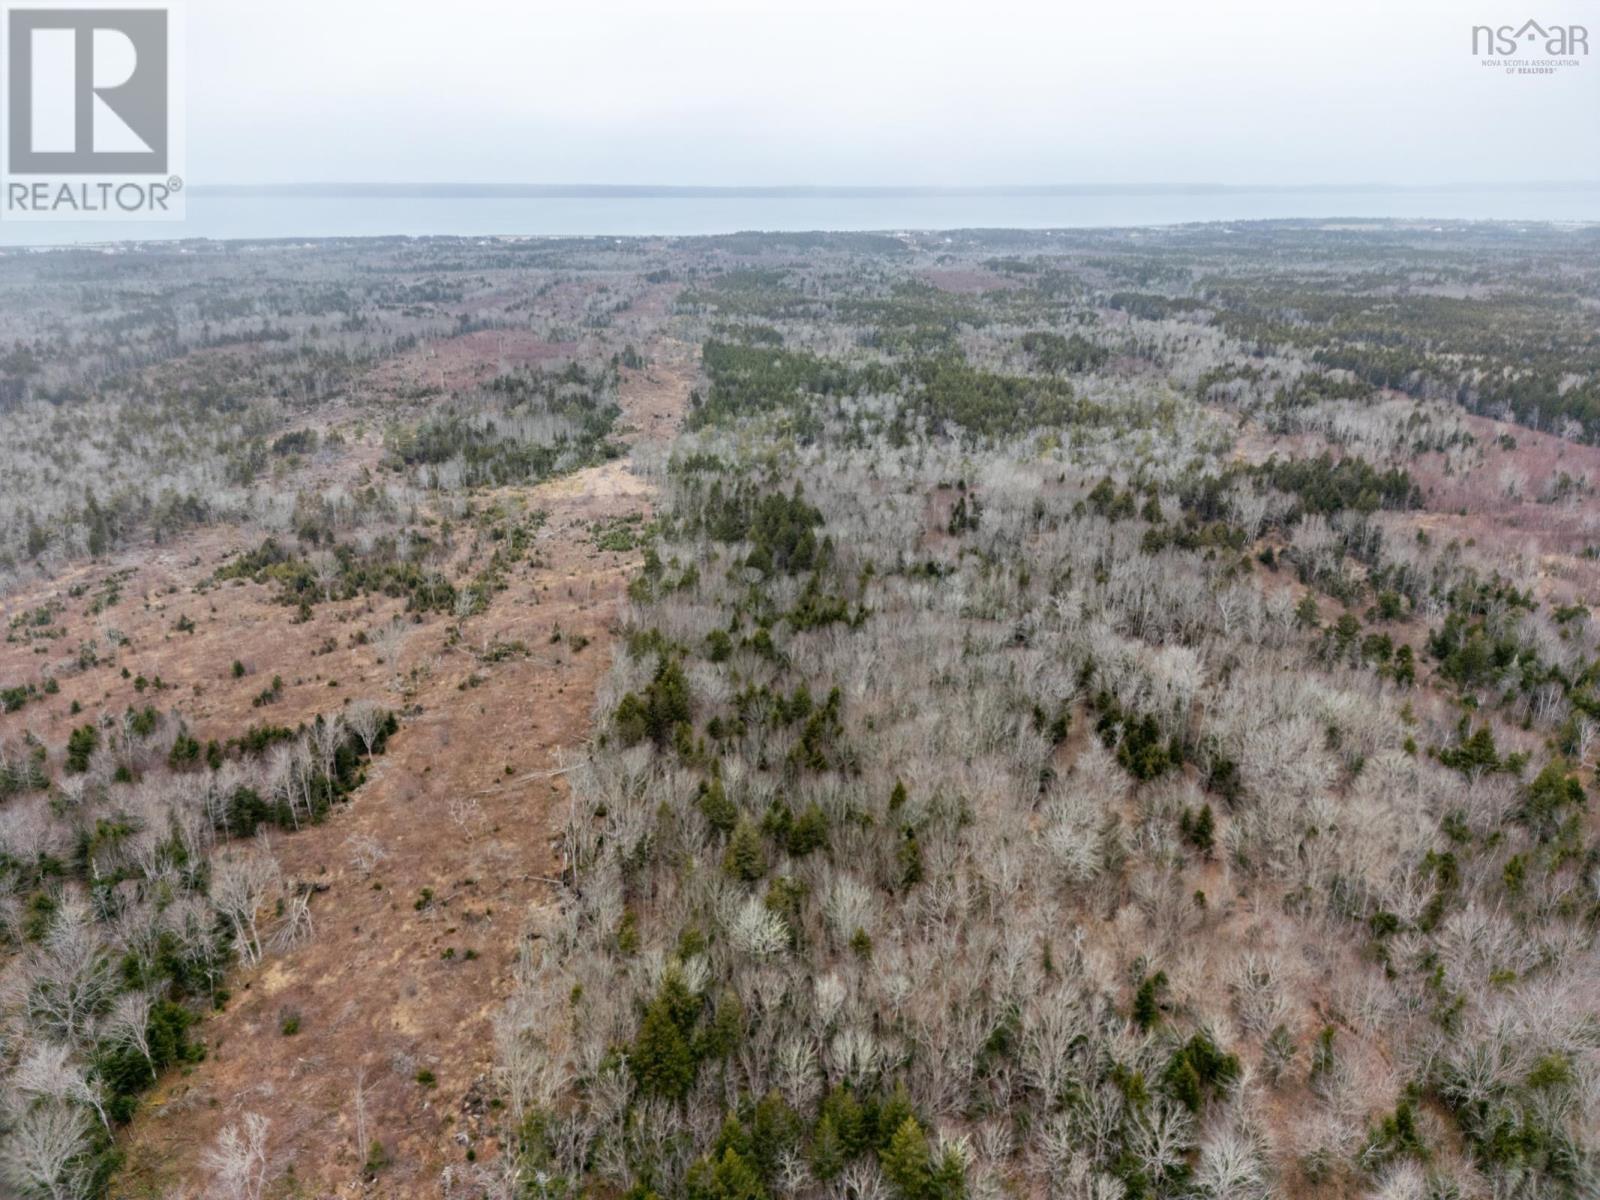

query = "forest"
[{"left": 0, "top": 222, "right": 1596, "bottom": 1200}]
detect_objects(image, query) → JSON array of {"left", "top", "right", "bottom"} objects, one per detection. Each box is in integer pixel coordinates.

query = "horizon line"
[{"left": 193, "top": 180, "right": 1600, "bottom": 200}]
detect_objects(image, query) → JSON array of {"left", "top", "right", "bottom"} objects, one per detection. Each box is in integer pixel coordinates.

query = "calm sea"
[{"left": 2, "top": 187, "right": 1597, "bottom": 246}]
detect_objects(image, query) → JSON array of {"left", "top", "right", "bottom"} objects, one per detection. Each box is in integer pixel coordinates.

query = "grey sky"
[{"left": 193, "top": 0, "right": 1599, "bottom": 186}]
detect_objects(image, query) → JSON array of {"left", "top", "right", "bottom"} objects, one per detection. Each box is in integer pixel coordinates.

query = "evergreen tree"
[
  {"left": 880, "top": 1117, "right": 933, "bottom": 1200},
  {"left": 897, "top": 830, "right": 924, "bottom": 889},
  {"left": 1179, "top": 805, "right": 1215, "bottom": 856},
  {"left": 686, "top": 1147, "right": 767, "bottom": 1200},
  {"left": 1295, "top": 592, "right": 1321, "bottom": 629},
  {"left": 723, "top": 818, "right": 768, "bottom": 881},
  {"left": 810, "top": 1111, "right": 847, "bottom": 1181},
  {"left": 1132, "top": 971, "right": 1167, "bottom": 1030},
  {"left": 697, "top": 777, "right": 738, "bottom": 836},
  {"left": 631, "top": 971, "right": 701, "bottom": 1100}
]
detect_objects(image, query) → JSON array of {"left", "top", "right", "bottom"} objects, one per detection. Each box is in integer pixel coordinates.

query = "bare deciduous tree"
[
  {"left": 310, "top": 550, "right": 340, "bottom": 603},
  {"left": 371, "top": 619, "right": 411, "bottom": 688},
  {"left": 352, "top": 1068, "right": 370, "bottom": 1164},
  {"left": 344, "top": 832, "right": 387, "bottom": 876},
  {"left": 24, "top": 900, "right": 118, "bottom": 1048},
  {"left": 12, "top": 1042, "right": 110, "bottom": 1131},
  {"left": 202, "top": 1113, "right": 271, "bottom": 1200},
  {"left": 345, "top": 700, "right": 384, "bottom": 759},
  {"left": 99, "top": 989, "right": 155, "bottom": 1080},
  {"left": 1, "top": 1102, "right": 92, "bottom": 1200},
  {"left": 211, "top": 850, "right": 280, "bottom": 966},
  {"left": 269, "top": 889, "right": 314, "bottom": 954}
]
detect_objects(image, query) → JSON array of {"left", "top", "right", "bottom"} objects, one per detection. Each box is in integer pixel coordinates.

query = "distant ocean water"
[{"left": 2, "top": 186, "right": 1598, "bottom": 246}]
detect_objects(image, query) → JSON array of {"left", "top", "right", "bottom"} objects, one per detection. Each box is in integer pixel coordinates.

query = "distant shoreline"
[
  {"left": 7, "top": 186, "right": 1599, "bottom": 250},
  {"left": 195, "top": 181, "right": 1600, "bottom": 200}
]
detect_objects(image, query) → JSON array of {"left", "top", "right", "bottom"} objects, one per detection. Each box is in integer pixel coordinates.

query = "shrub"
[
  {"left": 65, "top": 722, "right": 99, "bottom": 772},
  {"left": 1519, "top": 763, "right": 1586, "bottom": 842},
  {"left": 1163, "top": 1032, "right": 1240, "bottom": 1113},
  {"left": 1179, "top": 804, "right": 1215, "bottom": 855}
]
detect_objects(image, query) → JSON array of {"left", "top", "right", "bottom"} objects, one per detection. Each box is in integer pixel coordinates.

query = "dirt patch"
[
  {"left": 917, "top": 268, "right": 1021, "bottom": 294},
  {"left": 360, "top": 330, "right": 582, "bottom": 402}
]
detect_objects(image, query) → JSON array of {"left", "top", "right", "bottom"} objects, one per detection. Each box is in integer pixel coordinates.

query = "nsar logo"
[
  {"left": 1471, "top": 19, "right": 1588, "bottom": 75},
  {"left": 2, "top": 2, "right": 185, "bottom": 222}
]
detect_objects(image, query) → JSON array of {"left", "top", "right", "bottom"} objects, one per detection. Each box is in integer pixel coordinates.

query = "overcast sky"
[{"left": 190, "top": 0, "right": 1600, "bottom": 186}]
